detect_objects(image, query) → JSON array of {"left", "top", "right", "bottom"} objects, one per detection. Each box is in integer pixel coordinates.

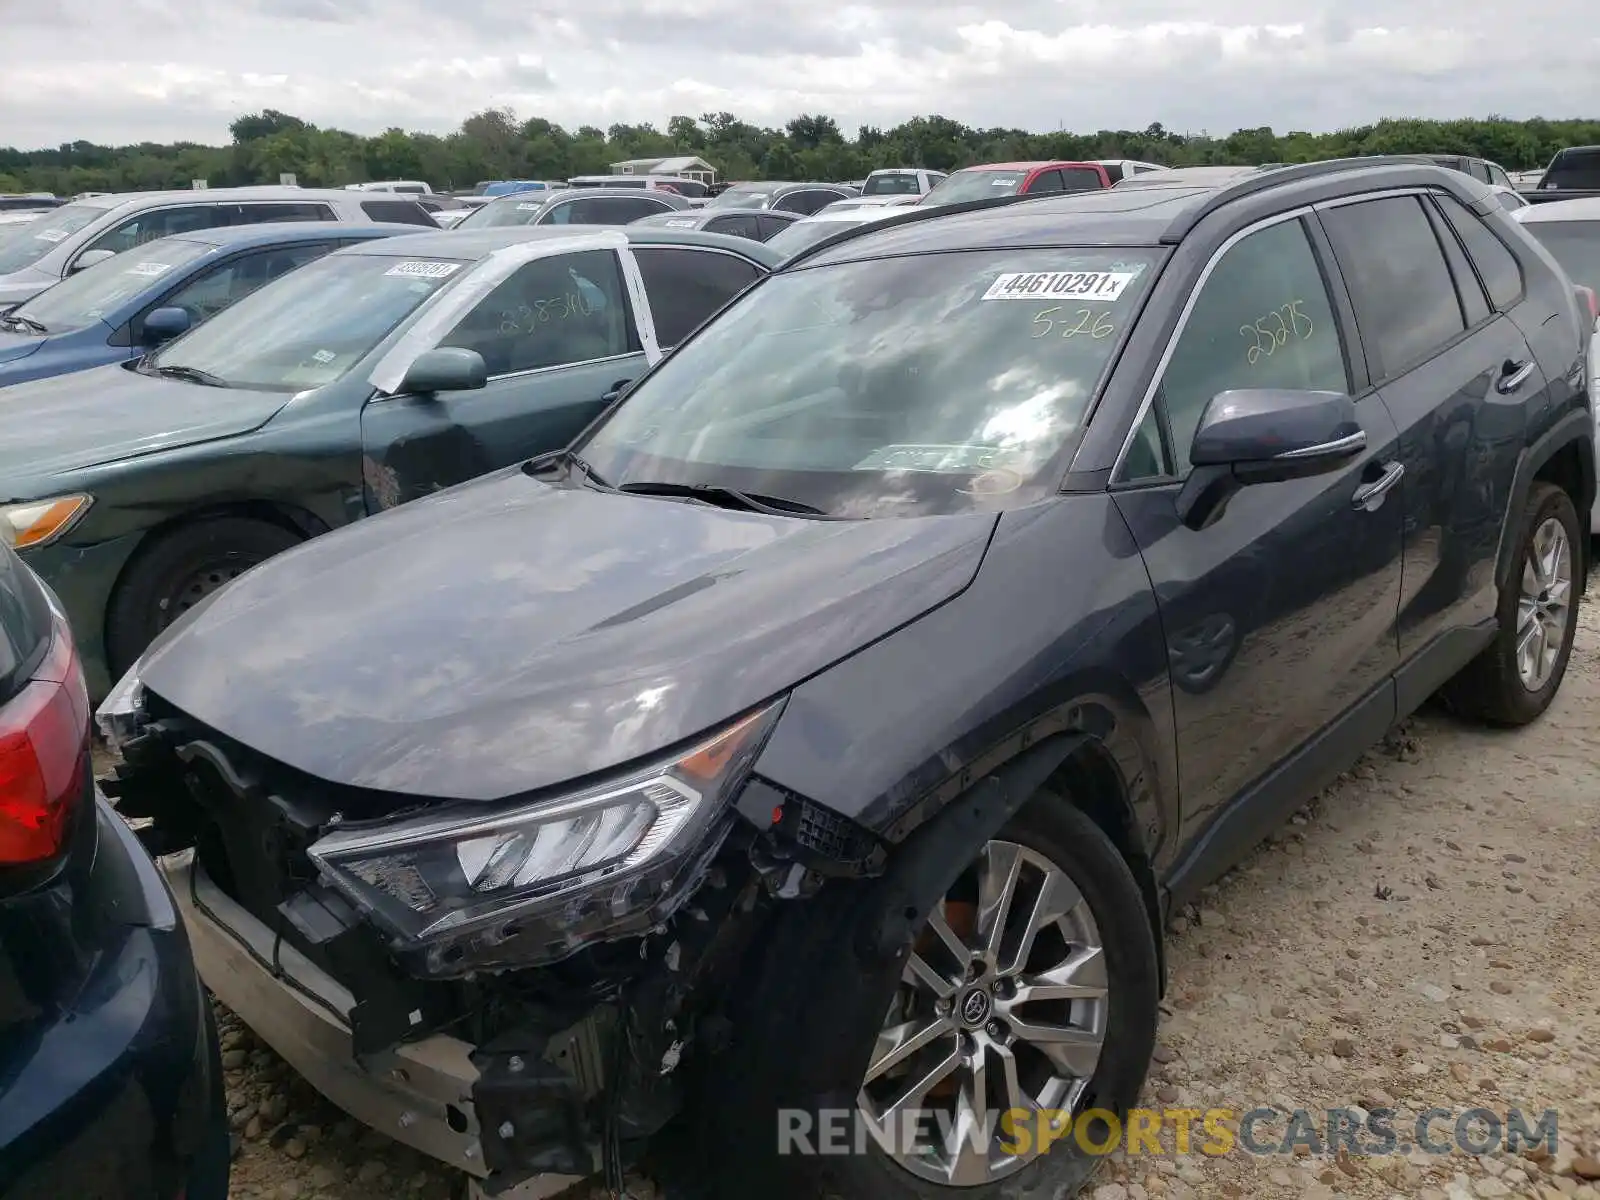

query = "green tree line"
[{"left": 2, "top": 108, "right": 1595, "bottom": 196}]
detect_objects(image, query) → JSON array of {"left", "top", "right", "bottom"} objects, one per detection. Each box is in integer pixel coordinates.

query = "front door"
[
  {"left": 1111, "top": 213, "right": 1406, "bottom": 857},
  {"left": 358, "top": 247, "right": 649, "bottom": 510}
]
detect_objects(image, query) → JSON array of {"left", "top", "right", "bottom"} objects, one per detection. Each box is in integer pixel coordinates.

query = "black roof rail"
[
  {"left": 777, "top": 192, "right": 1045, "bottom": 270},
  {"left": 1156, "top": 155, "right": 1461, "bottom": 243}
]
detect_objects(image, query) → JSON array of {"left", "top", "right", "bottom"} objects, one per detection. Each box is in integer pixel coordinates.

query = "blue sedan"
[{"left": 0, "top": 222, "right": 416, "bottom": 388}]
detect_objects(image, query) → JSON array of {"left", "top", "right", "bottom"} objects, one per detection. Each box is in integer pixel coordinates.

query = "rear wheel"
[
  {"left": 106, "top": 516, "right": 302, "bottom": 676},
  {"left": 1442, "top": 482, "right": 1582, "bottom": 726}
]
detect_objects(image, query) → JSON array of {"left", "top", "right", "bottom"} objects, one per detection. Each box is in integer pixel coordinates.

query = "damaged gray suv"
[{"left": 99, "top": 158, "right": 1593, "bottom": 1200}]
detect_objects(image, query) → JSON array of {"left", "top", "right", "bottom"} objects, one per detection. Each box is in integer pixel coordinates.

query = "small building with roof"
[{"left": 610, "top": 156, "right": 718, "bottom": 184}]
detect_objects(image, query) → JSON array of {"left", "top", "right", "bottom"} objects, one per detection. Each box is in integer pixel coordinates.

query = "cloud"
[{"left": 1, "top": 0, "right": 1597, "bottom": 150}]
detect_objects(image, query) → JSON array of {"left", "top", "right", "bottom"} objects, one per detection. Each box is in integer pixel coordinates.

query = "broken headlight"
[{"left": 305, "top": 701, "right": 783, "bottom": 971}]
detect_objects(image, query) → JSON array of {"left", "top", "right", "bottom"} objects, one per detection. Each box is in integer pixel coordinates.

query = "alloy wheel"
[
  {"left": 857, "top": 840, "right": 1109, "bottom": 1186},
  {"left": 1516, "top": 516, "right": 1572, "bottom": 691}
]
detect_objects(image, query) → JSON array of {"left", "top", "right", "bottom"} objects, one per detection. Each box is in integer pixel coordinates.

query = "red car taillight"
[
  {"left": 0, "top": 622, "right": 90, "bottom": 865},
  {"left": 1576, "top": 285, "right": 1598, "bottom": 322}
]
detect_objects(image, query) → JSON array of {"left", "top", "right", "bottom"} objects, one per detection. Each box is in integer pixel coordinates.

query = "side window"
[
  {"left": 1470, "top": 162, "right": 1492, "bottom": 183},
  {"left": 359, "top": 200, "right": 436, "bottom": 226},
  {"left": 435, "top": 249, "right": 635, "bottom": 377},
  {"left": 1120, "top": 406, "right": 1173, "bottom": 481},
  {"left": 152, "top": 243, "right": 334, "bottom": 327},
  {"left": 230, "top": 203, "right": 334, "bottom": 224},
  {"left": 1421, "top": 200, "right": 1491, "bottom": 327},
  {"left": 1432, "top": 193, "right": 1524, "bottom": 311},
  {"left": 557, "top": 198, "right": 667, "bottom": 224},
  {"left": 706, "top": 214, "right": 760, "bottom": 240},
  {"left": 1061, "top": 168, "right": 1106, "bottom": 192},
  {"left": 754, "top": 215, "right": 792, "bottom": 241},
  {"left": 776, "top": 190, "right": 835, "bottom": 215},
  {"left": 84, "top": 205, "right": 218, "bottom": 256},
  {"left": 1027, "top": 171, "right": 1066, "bottom": 195},
  {"left": 1101, "top": 163, "right": 1126, "bottom": 182},
  {"left": 632, "top": 247, "right": 764, "bottom": 346},
  {"left": 1487, "top": 164, "right": 1514, "bottom": 189},
  {"left": 1149, "top": 218, "right": 1348, "bottom": 477},
  {"left": 1320, "top": 196, "right": 1467, "bottom": 381}
]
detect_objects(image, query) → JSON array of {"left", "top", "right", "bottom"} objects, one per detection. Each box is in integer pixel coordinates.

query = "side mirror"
[
  {"left": 1176, "top": 388, "right": 1365, "bottom": 531},
  {"left": 396, "top": 347, "right": 487, "bottom": 395},
  {"left": 142, "top": 306, "right": 191, "bottom": 344},
  {"left": 70, "top": 249, "right": 117, "bottom": 273}
]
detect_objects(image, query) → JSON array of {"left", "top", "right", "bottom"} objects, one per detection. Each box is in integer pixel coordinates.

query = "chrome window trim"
[
  {"left": 1312, "top": 186, "right": 1435, "bottom": 211},
  {"left": 1104, "top": 205, "right": 1316, "bottom": 483},
  {"left": 485, "top": 349, "right": 645, "bottom": 385}
]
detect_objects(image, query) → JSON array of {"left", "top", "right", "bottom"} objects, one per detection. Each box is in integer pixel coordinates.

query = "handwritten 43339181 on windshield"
[{"left": 1240, "top": 298, "right": 1315, "bottom": 365}]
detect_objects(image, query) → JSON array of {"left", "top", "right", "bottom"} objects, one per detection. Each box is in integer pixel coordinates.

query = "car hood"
[
  {"left": 0, "top": 270, "right": 53, "bottom": 309},
  {"left": 0, "top": 332, "right": 43, "bottom": 366},
  {"left": 139, "top": 469, "right": 997, "bottom": 802},
  {"left": 0, "top": 363, "right": 289, "bottom": 481}
]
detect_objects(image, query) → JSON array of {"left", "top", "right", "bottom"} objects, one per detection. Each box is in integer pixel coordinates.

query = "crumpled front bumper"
[{"left": 158, "top": 849, "right": 582, "bottom": 1196}]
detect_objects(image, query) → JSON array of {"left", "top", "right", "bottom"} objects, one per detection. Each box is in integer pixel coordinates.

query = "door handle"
[
  {"left": 602, "top": 378, "right": 634, "bottom": 403},
  {"left": 1496, "top": 359, "right": 1535, "bottom": 394},
  {"left": 1352, "top": 460, "right": 1405, "bottom": 511}
]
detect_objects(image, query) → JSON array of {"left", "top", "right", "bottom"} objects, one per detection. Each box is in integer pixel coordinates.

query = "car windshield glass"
[
  {"left": 579, "top": 247, "right": 1164, "bottom": 517},
  {"left": 862, "top": 173, "right": 922, "bottom": 196},
  {"left": 146, "top": 252, "right": 466, "bottom": 391},
  {"left": 457, "top": 196, "right": 552, "bottom": 228},
  {"left": 0, "top": 203, "right": 104, "bottom": 273},
  {"left": 11, "top": 238, "right": 214, "bottom": 330},
  {"left": 706, "top": 187, "right": 773, "bottom": 210},
  {"left": 923, "top": 170, "right": 1027, "bottom": 206},
  {"left": 1521, "top": 221, "right": 1600, "bottom": 292}
]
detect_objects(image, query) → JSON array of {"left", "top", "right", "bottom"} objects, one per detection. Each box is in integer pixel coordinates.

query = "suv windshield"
[
  {"left": 0, "top": 204, "right": 104, "bottom": 274},
  {"left": 457, "top": 196, "right": 553, "bottom": 228},
  {"left": 146, "top": 252, "right": 466, "bottom": 391},
  {"left": 923, "top": 170, "right": 1028, "bottom": 206},
  {"left": 8, "top": 238, "right": 214, "bottom": 331},
  {"left": 1542, "top": 149, "right": 1600, "bottom": 190},
  {"left": 862, "top": 173, "right": 923, "bottom": 196},
  {"left": 1520, "top": 221, "right": 1600, "bottom": 291},
  {"left": 579, "top": 248, "right": 1164, "bottom": 517}
]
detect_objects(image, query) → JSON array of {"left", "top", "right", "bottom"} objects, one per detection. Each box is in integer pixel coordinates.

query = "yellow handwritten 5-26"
[{"left": 1032, "top": 307, "right": 1115, "bottom": 340}]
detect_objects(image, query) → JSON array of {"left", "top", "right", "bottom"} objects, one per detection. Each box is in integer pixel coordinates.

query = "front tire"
[
  {"left": 106, "top": 516, "right": 302, "bottom": 676},
  {"left": 686, "top": 791, "right": 1160, "bottom": 1200},
  {"left": 1442, "top": 481, "right": 1582, "bottom": 726}
]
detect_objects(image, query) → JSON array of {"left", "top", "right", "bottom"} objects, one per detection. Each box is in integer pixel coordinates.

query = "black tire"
[
  {"left": 185, "top": 1004, "right": 233, "bottom": 1200},
  {"left": 106, "top": 516, "right": 302, "bottom": 676},
  {"left": 680, "top": 791, "right": 1160, "bottom": 1200},
  {"left": 1441, "top": 481, "right": 1583, "bottom": 726}
]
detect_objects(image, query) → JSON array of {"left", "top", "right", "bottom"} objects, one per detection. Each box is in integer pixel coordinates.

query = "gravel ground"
[{"left": 190, "top": 585, "right": 1600, "bottom": 1200}]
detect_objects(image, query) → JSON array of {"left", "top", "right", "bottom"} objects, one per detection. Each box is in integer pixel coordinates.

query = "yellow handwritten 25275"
[
  {"left": 1032, "top": 307, "right": 1115, "bottom": 340},
  {"left": 1240, "top": 299, "right": 1314, "bottom": 364}
]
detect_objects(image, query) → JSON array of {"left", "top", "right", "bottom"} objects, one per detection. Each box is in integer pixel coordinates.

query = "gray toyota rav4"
[{"left": 101, "top": 160, "right": 1593, "bottom": 1200}]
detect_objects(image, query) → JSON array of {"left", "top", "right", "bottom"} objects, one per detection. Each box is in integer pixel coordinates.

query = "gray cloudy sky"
[{"left": 2, "top": 0, "right": 1596, "bottom": 149}]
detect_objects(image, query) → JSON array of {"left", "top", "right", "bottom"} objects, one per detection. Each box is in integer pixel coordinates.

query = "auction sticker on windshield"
[
  {"left": 853, "top": 443, "right": 1016, "bottom": 472},
  {"left": 125, "top": 261, "right": 172, "bottom": 277},
  {"left": 384, "top": 261, "right": 462, "bottom": 279},
  {"left": 983, "top": 270, "right": 1135, "bottom": 302},
  {"left": 517, "top": 202, "right": 543, "bottom": 211},
  {"left": 35, "top": 229, "right": 69, "bottom": 242}
]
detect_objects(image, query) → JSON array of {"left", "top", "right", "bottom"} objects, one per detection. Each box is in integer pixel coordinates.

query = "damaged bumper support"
[{"left": 160, "top": 848, "right": 590, "bottom": 1192}]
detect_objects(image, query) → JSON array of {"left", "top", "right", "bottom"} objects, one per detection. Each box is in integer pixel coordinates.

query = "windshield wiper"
[
  {"left": 152, "top": 364, "right": 230, "bottom": 388},
  {"left": 618, "top": 480, "right": 839, "bottom": 519},
  {"left": 522, "top": 446, "right": 614, "bottom": 490},
  {"left": 0, "top": 313, "right": 47, "bottom": 335}
]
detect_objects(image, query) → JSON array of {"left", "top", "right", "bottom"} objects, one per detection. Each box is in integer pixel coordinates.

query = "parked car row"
[{"left": 3, "top": 156, "right": 1596, "bottom": 1200}]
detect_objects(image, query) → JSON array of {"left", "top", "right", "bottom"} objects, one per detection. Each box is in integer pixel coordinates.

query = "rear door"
[
  {"left": 1316, "top": 192, "right": 1538, "bottom": 694},
  {"left": 358, "top": 247, "right": 648, "bottom": 509},
  {"left": 753, "top": 214, "right": 793, "bottom": 241}
]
